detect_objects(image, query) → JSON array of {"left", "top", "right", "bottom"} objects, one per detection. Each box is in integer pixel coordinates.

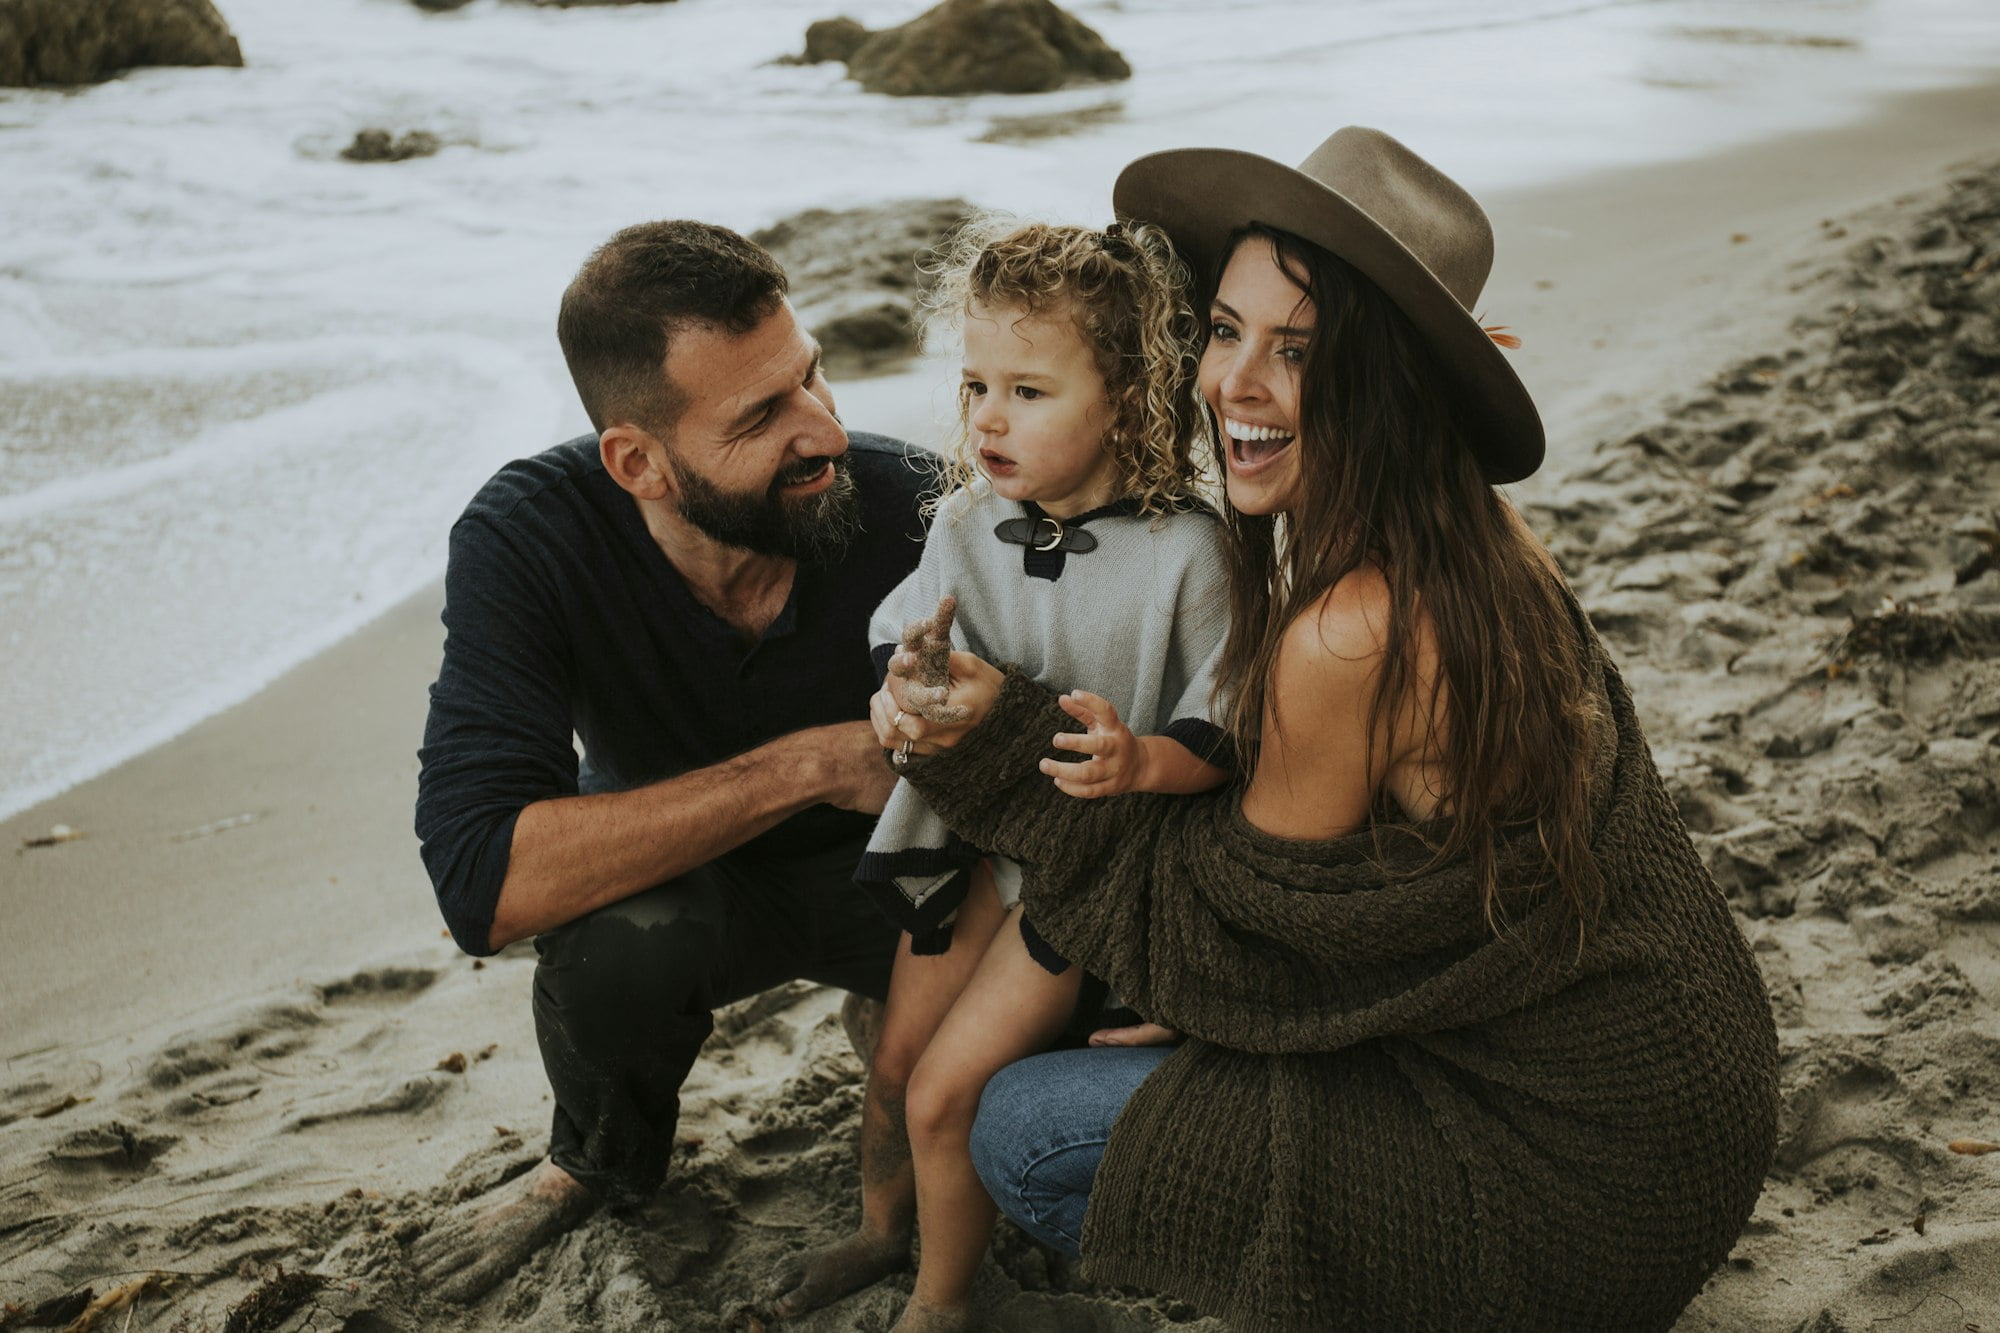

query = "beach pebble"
[{"left": 341, "top": 129, "right": 443, "bottom": 164}]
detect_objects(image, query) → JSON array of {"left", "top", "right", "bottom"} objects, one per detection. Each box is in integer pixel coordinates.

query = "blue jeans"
[{"left": 968, "top": 1044, "right": 1174, "bottom": 1257}]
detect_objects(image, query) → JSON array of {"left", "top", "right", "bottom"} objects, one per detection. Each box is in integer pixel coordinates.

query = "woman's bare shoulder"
[
  {"left": 1279, "top": 569, "right": 1394, "bottom": 678},
  {"left": 1244, "top": 571, "right": 1398, "bottom": 837}
]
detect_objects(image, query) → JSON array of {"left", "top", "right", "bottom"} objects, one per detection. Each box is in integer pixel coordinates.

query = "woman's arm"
[
  {"left": 885, "top": 658, "right": 1121, "bottom": 858},
  {"left": 1239, "top": 567, "right": 1414, "bottom": 840},
  {"left": 1038, "top": 691, "right": 1228, "bottom": 799}
]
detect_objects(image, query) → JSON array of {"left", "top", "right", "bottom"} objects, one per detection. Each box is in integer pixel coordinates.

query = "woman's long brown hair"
[{"left": 1212, "top": 225, "right": 1607, "bottom": 927}]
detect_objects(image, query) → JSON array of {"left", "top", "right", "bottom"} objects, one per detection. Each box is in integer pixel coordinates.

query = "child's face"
[{"left": 961, "top": 300, "right": 1121, "bottom": 519}]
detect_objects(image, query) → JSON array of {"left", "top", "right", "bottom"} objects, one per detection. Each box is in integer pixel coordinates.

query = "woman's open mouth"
[{"left": 1225, "top": 418, "right": 1295, "bottom": 473}]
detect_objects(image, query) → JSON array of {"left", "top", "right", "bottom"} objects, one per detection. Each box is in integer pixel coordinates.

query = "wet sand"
[{"left": 4, "top": 78, "right": 2000, "bottom": 1332}]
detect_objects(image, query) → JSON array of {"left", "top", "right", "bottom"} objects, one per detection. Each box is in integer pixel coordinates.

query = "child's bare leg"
[
  {"left": 766, "top": 872, "right": 1007, "bottom": 1319},
  {"left": 894, "top": 910, "right": 1082, "bottom": 1331}
]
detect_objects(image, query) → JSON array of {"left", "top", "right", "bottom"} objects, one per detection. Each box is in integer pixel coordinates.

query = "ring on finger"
[
  {"left": 892, "top": 709, "right": 905, "bottom": 731},
  {"left": 894, "top": 738, "right": 915, "bottom": 768}
]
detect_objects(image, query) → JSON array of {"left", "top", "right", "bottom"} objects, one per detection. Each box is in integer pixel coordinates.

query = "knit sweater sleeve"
[
  {"left": 1158, "top": 519, "right": 1233, "bottom": 765},
  {"left": 903, "top": 666, "right": 1588, "bottom": 1053},
  {"left": 900, "top": 666, "right": 1102, "bottom": 849}
]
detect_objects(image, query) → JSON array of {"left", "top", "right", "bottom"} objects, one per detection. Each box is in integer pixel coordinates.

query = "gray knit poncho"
[
  {"left": 903, "top": 601, "right": 1779, "bottom": 1331},
  {"left": 857, "top": 484, "right": 1229, "bottom": 948}
]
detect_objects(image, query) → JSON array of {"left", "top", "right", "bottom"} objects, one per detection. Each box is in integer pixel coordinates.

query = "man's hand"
[
  {"left": 488, "top": 720, "right": 896, "bottom": 951},
  {"left": 812, "top": 720, "right": 897, "bottom": 815},
  {"left": 1040, "top": 690, "right": 1144, "bottom": 798}
]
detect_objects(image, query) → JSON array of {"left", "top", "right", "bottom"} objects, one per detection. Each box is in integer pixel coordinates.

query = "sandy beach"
[{"left": 6, "top": 74, "right": 2000, "bottom": 1333}]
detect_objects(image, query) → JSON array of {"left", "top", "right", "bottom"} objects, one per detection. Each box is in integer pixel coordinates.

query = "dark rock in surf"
[
  {"left": 807, "top": 0, "right": 1130, "bottom": 97},
  {"left": 751, "top": 197, "right": 971, "bottom": 369},
  {"left": 340, "top": 129, "right": 443, "bottom": 163},
  {"left": 0, "top": 0, "right": 244, "bottom": 86}
]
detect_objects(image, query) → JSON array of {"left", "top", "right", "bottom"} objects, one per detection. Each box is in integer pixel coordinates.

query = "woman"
[{"left": 872, "top": 126, "right": 1779, "bottom": 1331}]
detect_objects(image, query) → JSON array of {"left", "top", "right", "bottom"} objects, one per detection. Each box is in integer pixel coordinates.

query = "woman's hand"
[
  {"left": 1088, "top": 1022, "right": 1179, "bottom": 1047},
  {"left": 871, "top": 649, "right": 1004, "bottom": 758},
  {"left": 1040, "top": 691, "right": 1143, "bottom": 798}
]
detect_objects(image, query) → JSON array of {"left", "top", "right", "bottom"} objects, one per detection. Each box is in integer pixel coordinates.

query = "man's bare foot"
[
  {"left": 889, "top": 1296, "right": 978, "bottom": 1332},
  {"left": 408, "top": 1159, "right": 595, "bottom": 1303},
  {"left": 764, "top": 1225, "right": 909, "bottom": 1319}
]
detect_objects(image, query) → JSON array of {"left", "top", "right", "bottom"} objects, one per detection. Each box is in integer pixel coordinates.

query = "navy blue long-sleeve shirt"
[{"left": 415, "top": 432, "right": 930, "bottom": 955}]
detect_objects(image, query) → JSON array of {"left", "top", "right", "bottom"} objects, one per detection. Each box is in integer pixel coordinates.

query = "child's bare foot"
[
  {"left": 890, "top": 1296, "right": 979, "bottom": 1332},
  {"left": 765, "top": 1226, "right": 909, "bottom": 1318},
  {"left": 407, "top": 1159, "right": 594, "bottom": 1303}
]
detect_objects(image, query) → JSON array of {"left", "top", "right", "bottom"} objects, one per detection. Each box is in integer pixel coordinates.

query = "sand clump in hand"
[{"left": 2, "top": 164, "right": 1998, "bottom": 1331}]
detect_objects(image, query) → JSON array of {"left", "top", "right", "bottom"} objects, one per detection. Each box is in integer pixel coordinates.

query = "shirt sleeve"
[
  {"left": 868, "top": 501, "right": 952, "bottom": 684},
  {"left": 414, "top": 515, "right": 580, "bottom": 955},
  {"left": 1160, "top": 520, "right": 1234, "bottom": 768}
]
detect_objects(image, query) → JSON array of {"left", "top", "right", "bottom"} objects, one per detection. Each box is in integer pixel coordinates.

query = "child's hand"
[
  {"left": 877, "top": 649, "right": 1003, "bottom": 757},
  {"left": 897, "top": 594, "right": 971, "bottom": 724},
  {"left": 1041, "top": 690, "right": 1144, "bottom": 798}
]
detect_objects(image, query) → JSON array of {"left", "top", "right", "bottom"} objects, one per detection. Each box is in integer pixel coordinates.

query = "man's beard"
[{"left": 666, "top": 449, "right": 861, "bottom": 563}]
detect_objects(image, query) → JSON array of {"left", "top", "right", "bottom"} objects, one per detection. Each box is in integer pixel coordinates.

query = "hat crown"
[{"left": 1299, "top": 127, "right": 1493, "bottom": 310}]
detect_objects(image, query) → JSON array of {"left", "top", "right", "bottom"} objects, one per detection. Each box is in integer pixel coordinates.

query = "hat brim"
[{"left": 1113, "top": 147, "right": 1544, "bottom": 484}]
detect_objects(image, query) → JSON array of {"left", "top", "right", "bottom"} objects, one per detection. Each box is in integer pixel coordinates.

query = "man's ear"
[{"left": 601, "top": 424, "right": 672, "bottom": 502}]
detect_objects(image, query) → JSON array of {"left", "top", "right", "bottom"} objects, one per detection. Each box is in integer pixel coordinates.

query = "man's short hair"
[{"left": 557, "top": 220, "right": 789, "bottom": 435}]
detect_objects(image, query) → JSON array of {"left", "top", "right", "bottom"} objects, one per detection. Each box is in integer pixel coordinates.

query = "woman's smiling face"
[{"left": 1198, "top": 234, "right": 1312, "bottom": 517}]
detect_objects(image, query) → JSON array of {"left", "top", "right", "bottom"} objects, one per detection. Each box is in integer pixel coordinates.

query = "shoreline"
[{"left": 9, "top": 73, "right": 2000, "bottom": 1055}]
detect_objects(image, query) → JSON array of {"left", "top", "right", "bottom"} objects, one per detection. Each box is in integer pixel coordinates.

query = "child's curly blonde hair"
[{"left": 921, "top": 215, "right": 1208, "bottom": 517}]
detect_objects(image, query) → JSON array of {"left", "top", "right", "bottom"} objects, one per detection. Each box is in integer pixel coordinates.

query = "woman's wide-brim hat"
[{"left": 1113, "top": 126, "right": 1544, "bottom": 483}]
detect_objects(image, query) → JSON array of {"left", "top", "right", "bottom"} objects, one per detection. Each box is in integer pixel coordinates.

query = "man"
[{"left": 411, "top": 220, "right": 926, "bottom": 1312}]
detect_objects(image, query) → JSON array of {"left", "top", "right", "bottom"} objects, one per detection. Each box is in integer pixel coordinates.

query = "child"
[{"left": 860, "top": 218, "right": 1233, "bottom": 1332}]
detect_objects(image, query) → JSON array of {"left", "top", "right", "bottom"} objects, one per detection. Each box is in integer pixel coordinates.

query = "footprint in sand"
[{"left": 47, "top": 1120, "right": 179, "bottom": 1172}]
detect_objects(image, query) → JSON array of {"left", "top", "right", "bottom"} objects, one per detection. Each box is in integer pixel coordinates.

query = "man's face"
[{"left": 654, "top": 301, "right": 858, "bottom": 562}]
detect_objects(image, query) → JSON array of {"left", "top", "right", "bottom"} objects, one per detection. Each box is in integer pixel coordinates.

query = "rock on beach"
[
  {"left": 798, "top": 0, "right": 1130, "bottom": 96},
  {"left": 0, "top": 0, "right": 244, "bottom": 87},
  {"left": 752, "top": 197, "right": 971, "bottom": 370}
]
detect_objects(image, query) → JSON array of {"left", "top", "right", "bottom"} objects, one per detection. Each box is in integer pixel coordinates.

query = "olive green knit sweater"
[{"left": 903, "top": 618, "right": 1779, "bottom": 1332}]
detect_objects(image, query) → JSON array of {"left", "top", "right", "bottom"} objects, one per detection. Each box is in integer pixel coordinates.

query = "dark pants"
[{"left": 531, "top": 837, "right": 896, "bottom": 1205}]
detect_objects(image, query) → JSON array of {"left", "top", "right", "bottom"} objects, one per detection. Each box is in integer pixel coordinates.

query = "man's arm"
[
  {"left": 418, "top": 510, "right": 892, "bottom": 957},
  {"left": 486, "top": 720, "right": 893, "bottom": 951}
]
